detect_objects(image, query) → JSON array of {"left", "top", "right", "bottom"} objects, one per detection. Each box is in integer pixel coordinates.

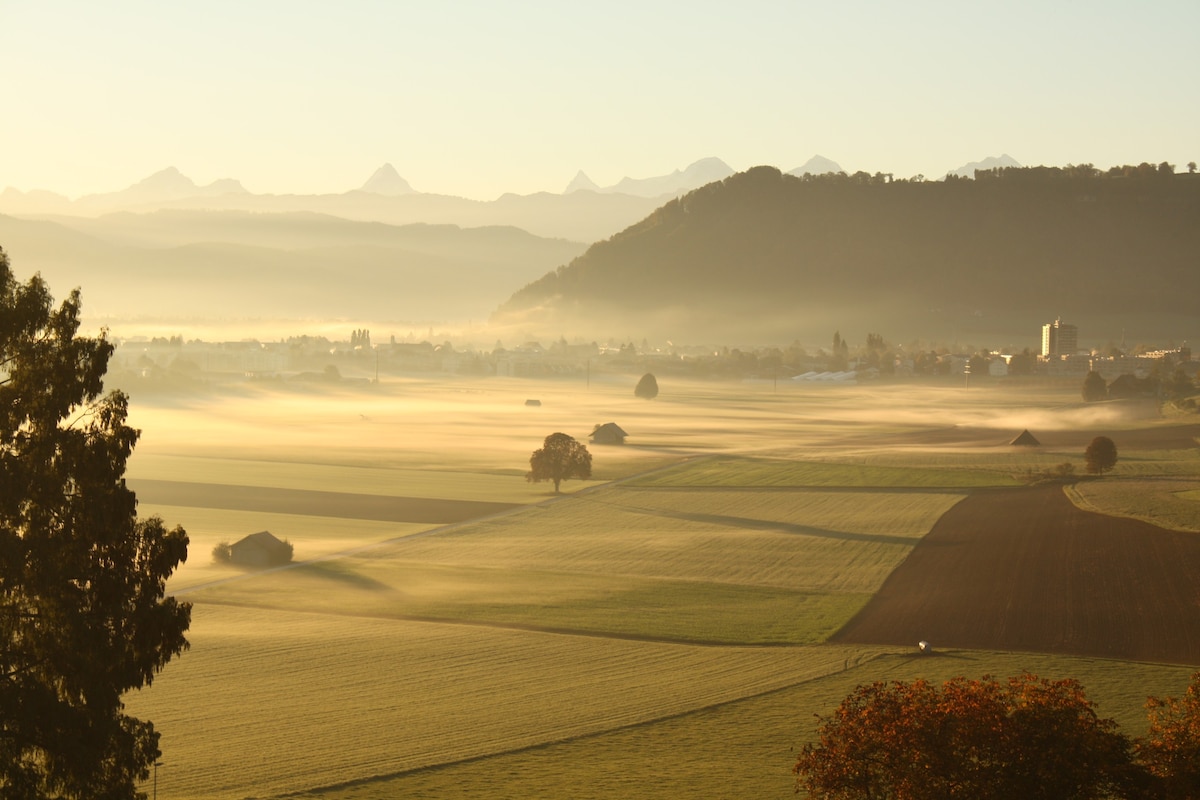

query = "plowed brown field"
[{"left": 832, "top": 485, "right": 1200, "bottom": 665}]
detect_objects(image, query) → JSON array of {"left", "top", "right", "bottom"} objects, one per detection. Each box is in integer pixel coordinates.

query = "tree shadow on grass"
[
  {"left": 601, "top": 500, "right": 917, "bottom": 547},
  {"left": 294, "top": 559, "right": 396, "bottom": 592}
]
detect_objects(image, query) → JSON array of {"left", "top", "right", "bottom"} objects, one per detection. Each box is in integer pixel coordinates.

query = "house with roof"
[
  {"left": 229, "top": 530, "right": 294, "bottom": 568},
  {"left": 591, "top": 422, "right": 628, "bottom": 445},
  {"left": 1010, "top": 429, "right": 1041, "bottom": 446}
]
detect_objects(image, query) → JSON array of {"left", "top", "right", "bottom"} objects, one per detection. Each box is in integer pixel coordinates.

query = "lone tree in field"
[
  {"left": 794, "top": 673, "right": 1136, "bottom": 800},
  {"left": 527, "top": 432, "right": 592, "bottom": 493},
  {"left": 1085, "top": 435, "right": 1119, "bottom": 474},
  {"left": 634, "top": 372, "right": 659, "bottom": 399},
  {"left": 0, "top": 248, "right": 192, "bottom": 799},
  {"left": 1082, "top": 370, "right": 1108, "bottom": 402}
]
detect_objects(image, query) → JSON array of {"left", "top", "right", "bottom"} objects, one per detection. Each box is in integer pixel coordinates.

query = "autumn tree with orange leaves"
[
  {"left": 793, "top": 673, "right": 1138, "bottom": 800},
  {"left": 1139, "top": 672, "right": 1200, "bottom": 799}
]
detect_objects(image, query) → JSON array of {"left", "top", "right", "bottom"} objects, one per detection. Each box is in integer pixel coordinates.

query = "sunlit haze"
[{"left": 3, "top": 0, "right": 1197, "bottom": 200}]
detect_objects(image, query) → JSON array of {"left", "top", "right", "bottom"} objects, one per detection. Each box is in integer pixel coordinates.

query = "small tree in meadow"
[
  {"left": 634, "top": 372, "right": 659, "bottom": 399},
  {"left": 526, "top": 432, "right": 592, "bottom": 493},
  {"left": 1085, "top": 435, "right": 1118, "bottom": 475}
]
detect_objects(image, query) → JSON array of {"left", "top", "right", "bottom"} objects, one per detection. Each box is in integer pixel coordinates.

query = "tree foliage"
[
  {"left": 634, "top": 372, "right": 659, "bottom": 399},
  {"left": 796, "top": 671, "right": 1200, "bottom": 799},
  {"left": 1139, "top": 672, "right": 1200, "bottom": 799},
  {"left": 0, "top": 248, "right": 191, "bottom": 799},
  {"left": 526, "top": 432, "right": 592, "bottom": 493},
  {"left": 1083, "top": 370, "right": 1109, "bottom": 402},
  {"left": 1085, "top": 435, "right": 1119, "bottom": 475},
  {"left": 496, "top": 165, "right": 1200, "bottom": 343},
  {"left": 794, "top": 673, "right": 1135, "bottom": 800}
]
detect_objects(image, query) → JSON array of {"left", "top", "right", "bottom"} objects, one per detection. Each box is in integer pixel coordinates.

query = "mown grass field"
[
  {"left": 120, "top": 377, "right": 1200, "bottom": 798},
  {"left": 299, "top": 651, "right": 1195, "bottom": 800},
  {"left": 1067, "top": 477, "right": 1200, "bottom": 533},
  {"left": 125, "top": 605, "right": 890, "bottom": 800},
  {"left": 630, "top": 455, "right": 1019, "bottom": 488}
]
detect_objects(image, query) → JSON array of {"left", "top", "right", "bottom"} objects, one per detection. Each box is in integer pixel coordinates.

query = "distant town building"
[{"left": 1041, "top": 318, "right": 1078, "bottom": 358}]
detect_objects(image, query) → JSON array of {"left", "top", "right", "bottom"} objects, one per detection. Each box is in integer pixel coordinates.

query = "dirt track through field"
[
  {"left": 130, "top": 478, "right": 522, "bottom": 523},
  {"left": 833, "top": 485, "right": 1200, "bottom": 665}
]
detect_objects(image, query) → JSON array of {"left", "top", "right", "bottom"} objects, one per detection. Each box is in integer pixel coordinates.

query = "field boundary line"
[
  {"left": 268, "top": 646, "right": 898, "bottom": 799},
  {"left": 184, "top": 596, "right": 818, "bottom": 648}
]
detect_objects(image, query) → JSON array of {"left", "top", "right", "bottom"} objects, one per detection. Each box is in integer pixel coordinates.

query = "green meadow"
[{"left": 122, "top": 378, "right": 1200, "bottom": 799}]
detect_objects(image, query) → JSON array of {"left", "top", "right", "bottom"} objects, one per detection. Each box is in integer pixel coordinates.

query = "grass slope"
[
  {"left": 125, "top": 605, "right": 886, "bottom": 800},
  {"left": 118, "top": 380, "right": 1200, "bottom": 799}
]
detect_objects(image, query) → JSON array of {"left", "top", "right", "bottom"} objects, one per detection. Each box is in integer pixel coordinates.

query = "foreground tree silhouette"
[
  {"left": 526, "top": 432, "right": 591, "bottom": 493},
  {"left": 0, "top": 248, "right": 191, "bottom": 799},
  {"left": 794, "top": 673, "right": 1135, "bottom": 800},
  {"left": 1085, "top": 435, "right": 1119, "bottom": 475}
]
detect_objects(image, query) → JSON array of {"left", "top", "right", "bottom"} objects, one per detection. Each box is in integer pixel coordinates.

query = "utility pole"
[{"left": 154, "top": 761, "right": 162, "bottom": 800}]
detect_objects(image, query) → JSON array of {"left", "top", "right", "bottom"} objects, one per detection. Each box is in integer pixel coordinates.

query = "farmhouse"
[
  {"left": 591, "top": 422, "right": 628, "bottom": 445},
  {"left": 229, "top": 530, "right": 294, "bottom": 568}
]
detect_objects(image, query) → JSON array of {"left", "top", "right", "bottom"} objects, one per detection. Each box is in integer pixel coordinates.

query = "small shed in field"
[
  {"left": 591, "top": 422, "right": 628, "bottom": 445},
  {"left": 229, "top": 530, "right": 294, "bottom": 568},
  {"left": 1010, "top": 429, "right": 1041, "bottom": 446}
]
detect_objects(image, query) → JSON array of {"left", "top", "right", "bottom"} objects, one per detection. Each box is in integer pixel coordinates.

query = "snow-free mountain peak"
[
  {"left": 949, "top": 154, "right": 1022, "bottom": 178},
  {"left": 569, "top": 157, "right": 735, "bottom": 198},
  {"left": 564, "top": 170, "right": 601, "bottom": 194},
  {"left": 788, "top": 155, "right": 844, "bottom": 176},
  {"left": 360, "top": 163, "right": 415, "bottom": 195}
]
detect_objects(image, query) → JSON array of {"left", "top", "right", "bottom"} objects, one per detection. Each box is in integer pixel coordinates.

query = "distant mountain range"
[
  {"left": 0, "top": 170, "right": 653, "bottom": 243},
  {"left": 948, "top": 154, "right": 1022, "bottom": 178},
  {"left": 0, "top": 210, "right": 585, "bottom": 325},
  {"left": 0, "top": 155, "right": 1003, "bottom": 243},
  {"left": 494, "top": 165, "right": 1199, "bottom": 346},
  {"left": 564, "top": 157, "right": 737, "bottom": 196},
  {"left": 562, "top": 156, "right": 847, "bottom": 196}
]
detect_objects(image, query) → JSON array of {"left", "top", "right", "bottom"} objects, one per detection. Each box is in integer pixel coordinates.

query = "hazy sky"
[{"left": 3, "top": 0, "right": 1197, "bottom": 200}]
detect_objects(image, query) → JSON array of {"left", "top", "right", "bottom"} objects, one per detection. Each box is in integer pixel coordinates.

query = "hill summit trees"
[
  {"left": 0, "top": 248, "right": 191, "bottom": 799},
  {"left": 495, "top": 164, "right": 1200, "bottom": 343}
]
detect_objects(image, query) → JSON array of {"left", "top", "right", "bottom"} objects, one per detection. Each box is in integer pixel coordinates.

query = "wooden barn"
[
  {"left": 591, "top": 422, "right": 628, "bottom": 445},
  {"left": 229, "top": 530, "right": 294, "bottom": 568},
  {"left": 1010, "top": 429, "right": 1041, "bottom": 446}
]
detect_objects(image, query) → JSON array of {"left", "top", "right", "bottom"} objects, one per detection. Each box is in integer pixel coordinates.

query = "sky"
[{"left": 2, "top": 0, "right": 1198, "bottom": 201}]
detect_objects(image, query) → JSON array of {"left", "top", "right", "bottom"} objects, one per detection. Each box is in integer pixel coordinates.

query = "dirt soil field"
[
  {"left": 129, "top": 479, "right": 522, "bottom": 523},
  {"left": 833, "top": 484, "right": 1200, "bottom": 665}
]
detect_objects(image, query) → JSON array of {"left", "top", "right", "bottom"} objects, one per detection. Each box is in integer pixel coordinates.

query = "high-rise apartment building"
[{"left": 1041, "top": 318, "right": 1078, "bottom": 358}]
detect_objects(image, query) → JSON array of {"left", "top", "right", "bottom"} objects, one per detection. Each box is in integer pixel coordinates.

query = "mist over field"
[
  {"left": 6, "top": 1, "right": 1200, "bottom": 795},
  {"left": 6, "top": 157, "right": 1199, "bottom": 799},
  {"left": 110, "top": 364, "right": 1200, "bottom": 798}
]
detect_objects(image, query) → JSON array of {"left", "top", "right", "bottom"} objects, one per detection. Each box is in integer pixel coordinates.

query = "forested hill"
[{"left": 493, "top": 165, "right": 1200, "bottom": 346}]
